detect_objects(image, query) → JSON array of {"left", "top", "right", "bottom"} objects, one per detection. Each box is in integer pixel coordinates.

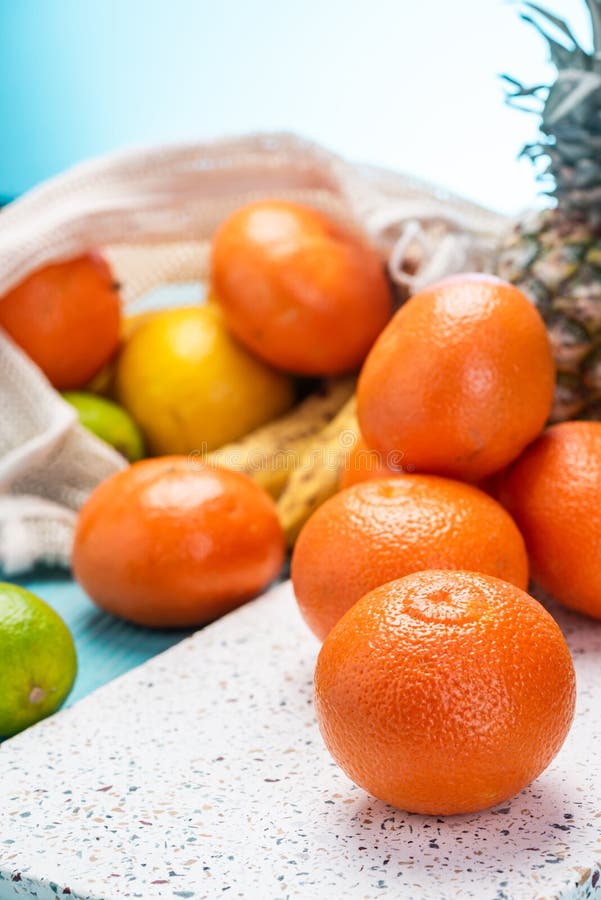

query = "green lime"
[
  {"left": 0, "top": 583, "right": 77, "bottom": 738},
  {"left": 63, "top": 391, "right": 145, "bottom": 462}
]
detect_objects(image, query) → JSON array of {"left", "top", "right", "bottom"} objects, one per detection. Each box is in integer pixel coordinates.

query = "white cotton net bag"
[{"left": 0, "top": 132, "right": 508, "bottom": 574}]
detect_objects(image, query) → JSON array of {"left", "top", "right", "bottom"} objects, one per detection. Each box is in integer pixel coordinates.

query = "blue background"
[{"left": 0, "top": 0, "right": 590, "bottom": 212}]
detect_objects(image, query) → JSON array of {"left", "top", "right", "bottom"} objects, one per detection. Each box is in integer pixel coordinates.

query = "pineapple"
[{"left": 496, "top": 0, "right": 601, "bottom": 421}]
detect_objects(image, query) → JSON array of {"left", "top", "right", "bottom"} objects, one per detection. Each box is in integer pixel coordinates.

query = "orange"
[
  {"left": 292, "top": 475, "right": 528, "bottom": 641},
  {"left": 315, "top": 569, "right": 576, "bottom": 815},
  {"left": 357, "top": 274, "right": 555, "bottom": 482},
  {"left": 0, "top": 253, "right": 120, "bottom": 389},
  {"left": 339, "top": 435, "right": 404, "bottom": 489},
  {"left": 73, "top": 457, "right": 284, "bottom": 627},
  {"left": 210, "top": 200, "right": 392, "bottom": 375},
  {"left": 497, "top": 421, "right": 601, "bottom": 619}
]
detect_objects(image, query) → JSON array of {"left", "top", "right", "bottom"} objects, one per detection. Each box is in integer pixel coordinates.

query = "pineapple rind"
[
  {"left": 497, "top": 209, "right": 601, "bottom": 421},
  {"left": 497, "top": 1, "right": 601, "bottom": 420}
]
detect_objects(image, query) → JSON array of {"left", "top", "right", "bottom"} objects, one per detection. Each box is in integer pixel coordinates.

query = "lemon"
[
  {"left": 0, "top": 583, "right": 77, "bottom": 738},
  {"left": 63, "top": 391, "right": 145, "bottom": 462},
  {"left": 85, "top": 312, "right": 160, "bottom": 396},
  {"left": 114, "top": 305, "right": 295, "bottom": 455}
]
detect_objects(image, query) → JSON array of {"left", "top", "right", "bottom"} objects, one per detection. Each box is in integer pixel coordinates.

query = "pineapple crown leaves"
[
  {"left": 503, "top": 0, "right": 601, "bottom": 217},
  {"left": 503, "top": 0, "right": 601, "bottom": 124}
]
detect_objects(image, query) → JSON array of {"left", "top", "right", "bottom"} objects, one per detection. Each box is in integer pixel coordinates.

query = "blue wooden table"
[{"left": 13, "top": 570, "right": 193, "bottom": 707}]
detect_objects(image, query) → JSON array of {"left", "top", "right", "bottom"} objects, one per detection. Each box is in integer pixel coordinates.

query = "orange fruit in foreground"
[
  {"left": 315, "top": 569, "right": 576, "bottom": 815},
  {"left": 210, "top": 200, "right": 392, "bottom": 375},
  {"left": 0, "top": 253, "right": 120, "bottom": 389},
  {"left": 339, "top": 435, "right": 404, "bottom": 489},
  {"left": 498, "top": 421, "right": 601, "bottom": 619},
  {"left": 73, "top": 458, "right": 285, "bottom": 627},
  {"left": 357, "top": 274, "right": 555, "bottom": 482},
  {"left": 292, "top": 476, "right": 528, "bottom": 641}
]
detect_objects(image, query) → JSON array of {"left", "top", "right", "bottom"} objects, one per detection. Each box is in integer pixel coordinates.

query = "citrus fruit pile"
[
  {"left": 1, "top": 197, "right": 599, "bottom": 823},
  {"left": 0, "top": 201, "right": 390, "bottom": 538},
  {"left": 67, "top": 193, "right": 394, "bottom": 629},
  {"left": 291, "top": 271, "right": 601, "bottom": 816},
  {"left": 0, "top": 200, "right": 390, "bottom": 735}
]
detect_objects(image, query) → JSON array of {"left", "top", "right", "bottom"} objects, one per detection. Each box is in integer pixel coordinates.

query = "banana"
[
  {"left": 205, "top": 376, "right": 356, "bottom": 498},
  {"left": 276, "top": 396, "right": 359, "bottom": 547}
]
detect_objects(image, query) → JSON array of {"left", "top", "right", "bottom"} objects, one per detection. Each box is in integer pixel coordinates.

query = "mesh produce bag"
[{"left": 0, "top": 133, "right": 508, "bottom": 574}]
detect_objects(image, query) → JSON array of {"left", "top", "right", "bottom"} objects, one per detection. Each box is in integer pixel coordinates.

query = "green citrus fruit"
[
  {"left": 0, "top": 583, "right": 77, "bottom": 738},
  {"left": 63, "top": 391, "right": 145, "bottom": 462}
]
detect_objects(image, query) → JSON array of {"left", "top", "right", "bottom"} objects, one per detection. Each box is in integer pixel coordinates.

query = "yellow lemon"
[
  {"left": 85, "top": 312, "right": 160, "bottom": 396},
  {"left": 114, "top": 305, "right": 295, "bottom": 455}
]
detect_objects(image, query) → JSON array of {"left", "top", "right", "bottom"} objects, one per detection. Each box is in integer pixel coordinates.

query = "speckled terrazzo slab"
[{"left": 0, "top": 581, "right": 600, "bottom": 900}]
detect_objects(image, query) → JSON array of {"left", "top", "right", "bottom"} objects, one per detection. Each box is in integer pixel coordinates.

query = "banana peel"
[
  {"left": 206, "top": 376, "right": 356, "bottom": 498},
  {"left": 276, "top": 396, "right": 359, "bottom": 547}
]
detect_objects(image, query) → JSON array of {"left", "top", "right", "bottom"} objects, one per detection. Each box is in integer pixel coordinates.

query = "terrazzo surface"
[{"left": 0, "top": 580, "right": 600, "bottom": 900}]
